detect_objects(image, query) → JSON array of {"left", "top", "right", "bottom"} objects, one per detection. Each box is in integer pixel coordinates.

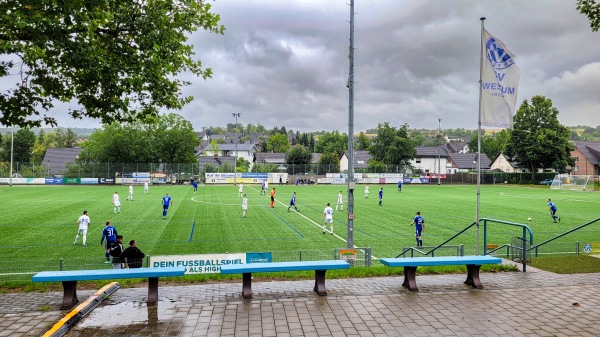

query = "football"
[{"left": 528, "top": 217, "right": 532, "bottom": 221}]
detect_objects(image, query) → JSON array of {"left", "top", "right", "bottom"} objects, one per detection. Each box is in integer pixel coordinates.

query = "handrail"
[
  {"left": 481, "top": 218, "right": 534, "bottom": 246},
  {"left": 481, "top": 218, "right": 533, "bottom": 272},
  {"left": 529, "top": 217, "right": 600, "bottom": 256}
]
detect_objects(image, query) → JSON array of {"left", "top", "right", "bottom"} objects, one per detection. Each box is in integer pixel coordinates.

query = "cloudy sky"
[{"left": 9, "top": 0, "right": 600, "bottom": 132}]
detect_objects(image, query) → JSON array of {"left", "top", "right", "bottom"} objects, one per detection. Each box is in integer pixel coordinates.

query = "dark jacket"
[
  {"left": 109, "top": 242, "right": 124, "bottom": 264},
  {"left": 120, "top": 246, "right": 146, "bottom": 268}
]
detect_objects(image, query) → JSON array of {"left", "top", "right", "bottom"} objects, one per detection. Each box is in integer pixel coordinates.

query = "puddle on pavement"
[{"left": 77, "top": 300, "right": 174, "bottom": 328}]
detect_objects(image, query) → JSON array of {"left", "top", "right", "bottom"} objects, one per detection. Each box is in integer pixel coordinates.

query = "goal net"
[{"left": 550, "top": 174, "right": 594, "bottom": 191}]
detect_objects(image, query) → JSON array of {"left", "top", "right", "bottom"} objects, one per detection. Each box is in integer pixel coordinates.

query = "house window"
[
  {"left": 416, "top": 159, "right": 421, "bottom": 164},
  {"left": 574, "top": 157, "right": 579, "bottom": 162}
]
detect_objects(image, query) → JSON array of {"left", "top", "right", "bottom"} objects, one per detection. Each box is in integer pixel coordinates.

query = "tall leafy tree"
[
  {"left": 369, "top": 122, "right": 416, "bottom": 170},
  {"left": 0, "top": 1, "right": 224, "bottom": 128},
  {"left": 266, "top": 133, "right": 290, "bottom": 153},
  {"left": 55, "top": 128, "right": 78, "bottom": 148},
  {"left": 314, "top": 131, "right": 347, "bottom": 156},
  {"left": 357, "top": 132, "right": 371, "bottom": 150},
  {"left": 318, "top": 152, "right": 340, "bottom": 174},
  {"left": 285, "top": 145, "right": 312, "bottom": 175},
  {"left": 1, "top": 128, "right": 35, "bottom": 162},
  {"left": 79, "top": 114, "right": 198, "bottom": 163},
  {"left": 505, "top": 96, "right": 574, "bottom": 176},
  {"left": 468, "top": 129, "right": 511, "bottom": 160}
]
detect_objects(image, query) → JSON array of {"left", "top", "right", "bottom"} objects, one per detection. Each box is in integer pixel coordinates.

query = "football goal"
[{"left": 549, "top": 174, "right": 594, "bottom": 191}]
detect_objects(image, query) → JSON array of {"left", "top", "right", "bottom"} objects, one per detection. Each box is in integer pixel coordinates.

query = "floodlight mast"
[{"left": 346, "top": 0, "right": 355, "bottom": 248}]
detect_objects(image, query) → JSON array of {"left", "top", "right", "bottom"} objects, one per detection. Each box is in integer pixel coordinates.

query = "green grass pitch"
[{"left": 1, "top": 183, "right": 599, "bottom": 270}]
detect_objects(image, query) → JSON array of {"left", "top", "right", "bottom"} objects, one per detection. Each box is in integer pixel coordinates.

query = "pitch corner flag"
[{"left": 480, "top": 29, "right": 520, "bottom": 129}]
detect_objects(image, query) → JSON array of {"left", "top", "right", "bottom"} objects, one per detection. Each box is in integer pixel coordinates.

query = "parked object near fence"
[
  {"left": 220, "top": 260, "right": 349, "bottom": 299},
  {"left": 32, "top": 267, "right": 185, "bottom": 309},
  {"left": 380, "top": 256, "right": 502, "bottom": 292}
]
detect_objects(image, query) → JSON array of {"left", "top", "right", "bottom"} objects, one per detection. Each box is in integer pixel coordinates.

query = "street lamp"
[{"left": 231, "top": 112, "right": 241, "bottom": 185}]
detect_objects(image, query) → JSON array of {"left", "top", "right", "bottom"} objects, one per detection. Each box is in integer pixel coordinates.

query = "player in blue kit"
[
  {"left": 192, "top": 180, "right": 198, "bottom": 193},
  {"left": 162, "top": 193, "right": 172, "bottom": 218},
  {"left": 548, "top": 198, "right": 560, "bottom": 223},
  {"left": 287, "top": 192, "right": 298, "bottom": 212},
  {"left": 100, "top": 221, "right": 118, "bottom": 263},
  {"left": 378, "top": 188, "right": 383, "bottom": 206},
  {"left": 410, "top": 211, "right": 425, "bottom": 247}
]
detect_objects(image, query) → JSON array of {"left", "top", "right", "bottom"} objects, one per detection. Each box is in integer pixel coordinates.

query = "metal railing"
[{"left": 529, "top": 217, "right": 600, "bottom": 256}]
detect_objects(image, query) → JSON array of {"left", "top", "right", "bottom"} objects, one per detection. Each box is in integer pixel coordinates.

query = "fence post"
[
  {"left": 459, "top": 244, "right": 464, "bottom": 256},
  {"left": 576, "top": 241, "right": 580, "bottom": 255},
  {"left": 59, "top": 258, "right": 63, "bottom": 271}
]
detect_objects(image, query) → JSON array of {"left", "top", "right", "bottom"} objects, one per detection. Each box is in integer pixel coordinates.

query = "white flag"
[{"left": 480, "top": 29, "right": 520, "bottom": 128}]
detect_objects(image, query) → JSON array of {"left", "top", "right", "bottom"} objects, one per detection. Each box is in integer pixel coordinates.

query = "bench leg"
[
  {"left": 242, "top": 273, "right": 253, "bottom": 299},
  {"left": 60, "top": 281, "right": 78, "bottom": 310},
  {"left": 148, "top": 277, "right": 159, "bottom": 306},
  {"left": 402, "top": 266, "right": 419, "bottom": 292},
  {"left": 313, "top": 270, "right": 327, "bottom": 296},
  {"left": 465, "top": 264, "right": 483, "bottom": 289}
]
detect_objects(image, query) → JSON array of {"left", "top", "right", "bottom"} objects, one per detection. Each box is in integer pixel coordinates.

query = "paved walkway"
[{"left": 2, "top": 263, "right": 600, "bottom": 336}]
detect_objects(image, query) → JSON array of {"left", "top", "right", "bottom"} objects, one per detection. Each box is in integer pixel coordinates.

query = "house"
[
  {"left": 444, "top": 141, "right": 469, "bottom": 154},
  {"left": 339, "top": 151, "right": 371, "bottom": 172},
  {"left": 198, "top": 143, "right": 258, "bottom": 169},
  {"left": 255, "top": 153, "right": 286, "bottom": 166},
  {"left": 198, "top": 156, "right": 235, "bottom": 172},
  {"left": 42, "top": 148, "right": 82, "bottom": 175},
  {"left": 570, "top": 140, "right": 600, "bottom": 176},
  {"left": 446, "top": 153, "right": 491, "bottom": 173},
  {"left": 489, "top": 153, "right": 521, "bottom": 173},
  {"left": 410, "top": 147, "right": 449, "bottom": 175}
]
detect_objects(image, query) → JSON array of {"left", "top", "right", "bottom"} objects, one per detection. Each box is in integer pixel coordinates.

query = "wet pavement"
[{"left": 2, "top": 262, "right": 600, "bottom": 336}]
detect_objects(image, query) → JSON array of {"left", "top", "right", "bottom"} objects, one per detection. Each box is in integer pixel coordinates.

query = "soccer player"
[
  {"left": 144, "top": 181, "right": 149, "bottom": 194},
  {"left": 288, "top": 192, "right": 298, "bottom": 212},
  {"left": 323, "top": 202, "right": 334, "bottom": 234},
  {"left": 162, "top": 193, "right": 172, "bottom": 218},
  {"left": 238, "top": 183, "right": 244, "bottom": 197},
  {"left": 127, "top": 184, "right": 134, "bottom": 201},
  {"left": 410, "top": 211, "right": 425, "bottom": 247},
  {"left": 192, "top": 180, "right": 198, "bottom": 193},
  {"left": 270, "top": 187, "right": 276, "bottom": 208},
  {"left": 336, "top": 191, "right": 343, "bottom": 211},
  {"left": 73, "top": 210, "right": 90, "bottom": 246},
  {"left": 548, "top": 198, "right": 560, "bottom": 223},
  {"left": 242, "top": 194, "right": 248, "bottom": 217},
  {"left": 260, "top": 180, "right": 266, "bottom": 195},
  {"left": 397, "top": 180, "right": 402, "bottom": 193},
  {"left": 378, "top": 188, "right": 383, "bottom": 206},
  {"left": 112, "top": 191, "right": 121, "bottom": 213},
  {"left": 100, "top": 220, "right": 118, "bottom": 263},
  {"left": 364, "top": 185, "right": 369, "bottom": 199}
]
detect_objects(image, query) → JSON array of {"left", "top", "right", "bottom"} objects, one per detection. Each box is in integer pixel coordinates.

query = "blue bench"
[
  {"left": 220, "top": 260, "right": 350, "bottom": 299},
  {"left": 32, "top": 267, "right": 186, "bottom": 309},
  {"left": 380, "top": 255, "right": 502, "bottom": 292}
]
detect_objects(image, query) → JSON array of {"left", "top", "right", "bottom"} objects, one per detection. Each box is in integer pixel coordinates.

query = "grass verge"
[{"left": 529, "top": 255, "right": 600, "bottom": 274}]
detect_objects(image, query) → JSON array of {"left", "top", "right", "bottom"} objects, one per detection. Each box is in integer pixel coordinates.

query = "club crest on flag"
[{"left": 486, "top": 37, "right": 515, "bottom": 70}]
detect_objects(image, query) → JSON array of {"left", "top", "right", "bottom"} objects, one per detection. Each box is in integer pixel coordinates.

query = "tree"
[
  {"left": 357, "top": 132, "right": 371, "bottom": 150},
  {"left": 314, "top": 131, "right": 347, "bottom": 156},
  {"left": 369, "top": 123, "right": 416, "bottom": 170},
  {"left": 505, "top": 96, "right": 574, "bottom": 176},
  {"left": 79, "top": 113, "right": 198, "bottom": 164},
  {"left": 31, "top": 130, "right": 58, "bottom": 162},
  {"left": 0, "top": 1, "right": 224, "bottom": 128},
  {"left": 266, "top": 133, "right": 290, "bottom": 153},
  {"left": 468, "top": 129, "right": 510, "bottom": 160},
  {"left": 285, "top": 145, "right": 313, "bottom": 175},
  {"left": 55, "top": 128, "right": 78, "bottom": 148},
  {"left": 236, "top": 157, "right": 250, "bottom": 173},
  {"left": 2, "top": 128, "right": 35, "bottom": 162},
  {"left": 577, "top": 0, "right": 600, "bottom": 31},
  {"left": 318, "top": 152, "right": 340, "bottom": 174}
]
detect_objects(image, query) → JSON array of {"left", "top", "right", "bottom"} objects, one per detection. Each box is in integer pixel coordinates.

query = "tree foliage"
[
  {"left": 285, "top": 145, "right": 312, "bottom": 175},
  {"left": 314, "top": 131, "right": 347, "bottom": 156},
  {"left": 318, "top": 152, "right": 340, "bottom": 174},
  {"left": 577, "top": 0, "right": 600, "bottom": 31},
  {"left": 369, "top": 123, "right": 416, "bottom": 169},
  {"left": 79, "top": 113, "right": 198, "bottom": 163},
  {"left": 266, "top": 133, "right": 290, "bottom": 153},
  {"left": 505, "top": 96, "right": 574, "bottom": 175},
  {"left": 356, "top": 132, "right": 371, "bottom": 150},
  {"left": 1, "top": 128, "right": 35, "bottom": 162},
  {"left": 0, "top": 1, "right": 224, "bottom": 127},
  {"left": 468, "top": 129, "right": 511, "bottom": 160}
]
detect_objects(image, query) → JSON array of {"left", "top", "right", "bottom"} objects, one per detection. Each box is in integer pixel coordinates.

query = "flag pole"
[{"left": 476, "top": 17, "right": 486, "bottom": 256}]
